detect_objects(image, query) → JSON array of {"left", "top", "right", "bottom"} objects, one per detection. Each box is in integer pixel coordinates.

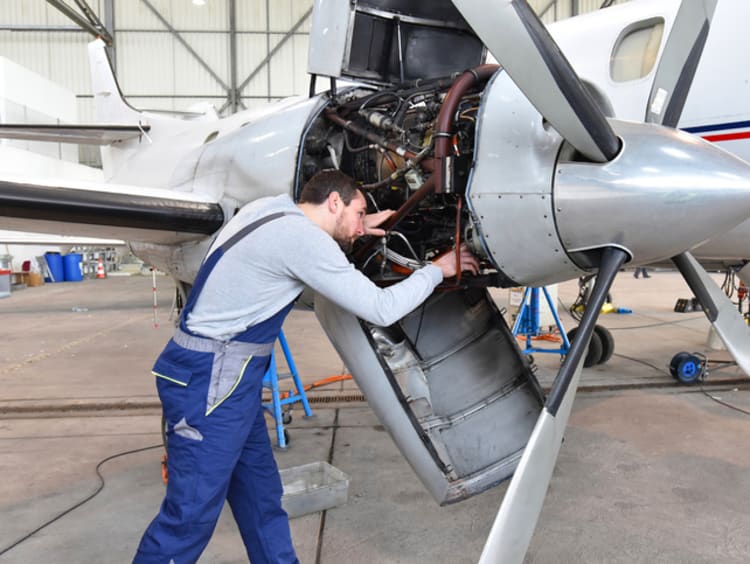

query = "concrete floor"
[{"left": 1, "top": 271, "right": 749, "bottom": 563}]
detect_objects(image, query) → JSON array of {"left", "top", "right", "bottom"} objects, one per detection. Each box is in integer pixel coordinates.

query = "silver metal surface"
[
  {"left": 182, "top": 95, "right": 326, "bottom": 205},
  {"left": 646, "top": 0, "right": 718, "bottom": 125},
  {"left": 478, "top": 349, "right": 586, "bottom": 564},
  {"left": 673, "top": 252, "right": 750, "bottom": 376},
  {"left": 308, "top": 0, "right": 356, "bottom": 79},
  {"left": 466, "top": 71, "right": 585, "bottom": 285},
  {"left": 451, "top": 0, "right": 617, "bottom": 163},
  {"left": 315, "top": 290, "right": 544, "bottom": 505},
  {"left": 555, "top": 119, "right": 750, "bottom": 266},
  {"left": 691, "top": 219, "right": 750, "bottom": 262}
]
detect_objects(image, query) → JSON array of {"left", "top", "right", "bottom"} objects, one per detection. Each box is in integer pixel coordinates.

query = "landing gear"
[
  {"left": 594, "top": 325, "right": 615, "bottom": 365},
  {"left": 566, "top": 324, "right": 614, "bottom": 367},
  {"left": 669, "top": 351, "right": 705, "bottom": 384}
]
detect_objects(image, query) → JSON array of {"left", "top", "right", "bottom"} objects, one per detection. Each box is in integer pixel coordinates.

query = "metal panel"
[
  {"left": 236, "top": 34, "right": 271, "bottom": 97},
  {"left": 270, "top": 0, "right": 294, "bottom": 29},
  {"left": 170, "top": 1, "right": 228, "bottom": 30},
  {"left": 115, "top": 0, "right": 164, "bottom": 29},
  {"left": 291, "top": 34, "right": 310, "bottom": 95},
  {"left": 116, "top": 32, "right": 175, "bottom": 96},
  {"left": 47, "top": 32, "right": 92, "bottom": 96},
  {"left": 0, "top": 32, "right": 52, "bottom": 78},
  {"left": 315, "top": 290, "right": 545, "bottom": 505},
  {"left": 236, "top": 0, "right": 268, "bottom": 32},
  {"left": 555, "top": 119, "right": 750, "bottom": 266},
  {"left": 465, "top": 70, "right": 584, "bottom": 285},
  {"left": 268, "top": 33, "right": 299, "bottom": 97},
  {"left": 174, "top": 33, "right": 229, "bottom": 95}
]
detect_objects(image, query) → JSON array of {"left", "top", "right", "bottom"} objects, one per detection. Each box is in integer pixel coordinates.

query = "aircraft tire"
[
  {"left": 593, "top": 325, "right": 615, "bottom": 365},
  {"left": 567, "top": 327, "right": 604, "bottom": 367}
]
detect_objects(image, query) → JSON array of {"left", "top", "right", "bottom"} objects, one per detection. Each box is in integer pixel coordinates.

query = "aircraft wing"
[
  {"left": 0, "top": 174, "right": 224, "bottom": 245},
  {"left": 0, "top": 124, "right": 151, "bottom": 145}
]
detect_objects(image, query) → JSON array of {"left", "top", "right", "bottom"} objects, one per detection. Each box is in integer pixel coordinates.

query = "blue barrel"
[
  {"left": 63, "top": 253, "right": 83, "bottom": 282},
  {"left": 45, "top": 252, "right": 64, "bottom": 283}
]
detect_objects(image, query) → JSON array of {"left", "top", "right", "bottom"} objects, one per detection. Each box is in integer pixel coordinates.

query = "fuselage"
[{"left": 550, "top": 0, "right": 750, "bottom": 264}]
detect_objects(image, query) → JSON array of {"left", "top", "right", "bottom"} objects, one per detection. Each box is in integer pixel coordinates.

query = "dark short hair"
[{"left": 299, "top": 169, "right": 361, "bottom": 205}]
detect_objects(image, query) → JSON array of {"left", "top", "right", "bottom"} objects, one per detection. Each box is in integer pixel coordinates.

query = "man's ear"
[{"left": 327, "top": 191, "right": 340, "bottom": 213}]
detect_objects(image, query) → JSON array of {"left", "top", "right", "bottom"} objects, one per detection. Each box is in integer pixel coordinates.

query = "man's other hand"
[
  {"left": 432, "top": 244, "right": 480, "bottom": 278},
  {"left": 363, "top": 209, "right": 396, "bottom": 237}
]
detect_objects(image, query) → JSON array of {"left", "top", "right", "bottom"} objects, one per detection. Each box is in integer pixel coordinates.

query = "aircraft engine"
[
  {"left": 296, "top": 58, "right": 750, "bottom": 504},
  {"left": 296, "top": 69, "right": 553, "bottom": 504},
  {"left": 294, "top": 0, "right": 750, "bottom": 507}
]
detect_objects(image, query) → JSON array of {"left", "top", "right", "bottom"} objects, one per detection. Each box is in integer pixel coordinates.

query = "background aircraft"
[{"left": 1, "top": 0, "right": 750, "bottom": 561}]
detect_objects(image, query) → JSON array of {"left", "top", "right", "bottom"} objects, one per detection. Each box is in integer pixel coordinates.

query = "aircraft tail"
[{"left": 87, "top": 39, "right": 142, "bottom": 124}]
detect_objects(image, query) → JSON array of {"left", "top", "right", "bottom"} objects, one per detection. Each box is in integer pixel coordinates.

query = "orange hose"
[{"left": 280, "top": 374, "right": 352, "bottom": 399}]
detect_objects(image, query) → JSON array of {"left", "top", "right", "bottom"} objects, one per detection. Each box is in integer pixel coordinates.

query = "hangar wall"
[{"left": 0, "top": 0, "right": 628, "bottom": 133}]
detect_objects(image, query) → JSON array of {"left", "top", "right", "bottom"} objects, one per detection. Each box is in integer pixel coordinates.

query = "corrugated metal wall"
[{"left": 0, "top": 0, "right": 629, "bottom": 125}]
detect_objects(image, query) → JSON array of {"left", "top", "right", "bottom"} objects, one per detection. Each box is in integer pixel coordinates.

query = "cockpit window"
[{"left": 610, "top": 18, "right": 664, "bottom": 82}]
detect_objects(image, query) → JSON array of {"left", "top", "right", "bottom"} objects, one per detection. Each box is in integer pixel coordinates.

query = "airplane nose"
[{"left": 554, "top": 119, "right": 750, "bottom": 266}]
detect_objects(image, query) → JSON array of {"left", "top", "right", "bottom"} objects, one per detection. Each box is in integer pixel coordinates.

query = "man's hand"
[
  {"left": 363, "top": 209, "right": 396, "bottom": 237},
  {"left": 432, "top": 244, "right": 480, "bottom": 278}
]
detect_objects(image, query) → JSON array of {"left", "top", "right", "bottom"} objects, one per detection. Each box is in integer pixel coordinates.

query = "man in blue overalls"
[{"left": 134, "top": 170, "right": 478, "bottom": 563}]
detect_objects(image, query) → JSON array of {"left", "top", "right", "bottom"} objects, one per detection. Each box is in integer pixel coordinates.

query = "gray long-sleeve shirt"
[{"left": 186, "top": 194, "right": 443, "bottom": 341}]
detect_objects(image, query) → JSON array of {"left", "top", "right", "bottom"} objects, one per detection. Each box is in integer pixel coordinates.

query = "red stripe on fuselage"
[{"left": 702, "top": 131, "right": 750, "bottom": 142}]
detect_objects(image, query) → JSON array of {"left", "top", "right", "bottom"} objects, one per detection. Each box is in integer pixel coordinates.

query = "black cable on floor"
[
  {"left": 606, "top": 316, "right": 705, "bottom": 331},
  {"left": 699, "top": 384, "right": 750, "bottom": 416},
  {"left": 612, "top": 352, "right": 671, "bottom": 376},
  {"left": 0, "top": 443, "right": 163, "bottom": 556}
]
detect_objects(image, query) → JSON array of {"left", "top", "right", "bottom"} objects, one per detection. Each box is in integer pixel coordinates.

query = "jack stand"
[
  {"left": 512, "top": 286, "right": 570, "bottom": 358},
  {"left": 263, "top": 329, "right": 314, "bottom": 449}
]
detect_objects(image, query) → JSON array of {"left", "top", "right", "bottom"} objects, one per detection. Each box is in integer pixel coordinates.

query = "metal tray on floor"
[{"left": 280, "top": 461, "right": 350, "bottom": 518}]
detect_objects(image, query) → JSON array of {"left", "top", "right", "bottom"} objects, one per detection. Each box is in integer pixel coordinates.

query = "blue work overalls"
[{"left": 135, "top": 212, "right": 300, "bottom": 564}]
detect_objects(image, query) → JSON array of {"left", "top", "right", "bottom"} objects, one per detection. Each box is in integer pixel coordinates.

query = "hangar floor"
[{"left": 1, "top": 271, "right": 749, "bottom": 563}]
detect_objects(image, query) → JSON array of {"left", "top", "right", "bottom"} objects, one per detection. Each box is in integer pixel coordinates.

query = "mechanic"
[{"left": 134, "top": 169, "right": 478, "bottom": 563}]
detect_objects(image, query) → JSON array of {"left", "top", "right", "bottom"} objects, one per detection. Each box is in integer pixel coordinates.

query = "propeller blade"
[
  {"left": 646, "top": 0, "right": 718, "bottom": 127},
  {"left": 672, "top": 252, "right": 750, "bottom": 376},
  {"left": 479, "top": 247, "right": 629, "bottom": 564},
  {"left": 451, "top": 0, "right": 619, "bottom": 163}
]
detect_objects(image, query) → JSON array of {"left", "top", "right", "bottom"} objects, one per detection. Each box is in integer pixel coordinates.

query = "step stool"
[{"left": 262, "top": 329, "right": 314, "bottom": 449}]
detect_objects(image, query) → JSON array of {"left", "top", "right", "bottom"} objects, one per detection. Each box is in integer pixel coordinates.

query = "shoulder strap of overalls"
[{"left": 179, "top": 210, "right": 300, "bottom": 331}]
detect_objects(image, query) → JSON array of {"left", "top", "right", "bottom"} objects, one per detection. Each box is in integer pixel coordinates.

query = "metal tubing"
[
  {"left": 352, "top": 176, "right": 437, "bottom": 262},
  {"left": 324, "top": 110, "right": 421, "bottom": 161},
  {"left": 46, "top": 0, "right": 110, "bottom": 44},
  {"left": 433, "top": 65, "right": 499, "bottom": 192}
]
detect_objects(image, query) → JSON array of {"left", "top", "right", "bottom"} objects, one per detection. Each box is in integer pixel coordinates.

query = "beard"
[
  {"left": 333, "top": 216, "right": 354, "bottom": 253},
  {"left": 334, "top": 234, "right": 354, "bottom": 253}
]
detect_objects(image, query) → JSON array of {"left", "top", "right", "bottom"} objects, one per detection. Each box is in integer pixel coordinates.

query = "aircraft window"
[
  {"left": 610, "top": 19, "right": 664, "bottom": 82},
  {"left": 203, "top": 131, "right": 219, "bottom": 144}
]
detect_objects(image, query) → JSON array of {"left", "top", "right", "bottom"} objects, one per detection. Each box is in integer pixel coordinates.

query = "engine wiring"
[{"left": 0, "top": 443, "right": 163, "bottom": 557}]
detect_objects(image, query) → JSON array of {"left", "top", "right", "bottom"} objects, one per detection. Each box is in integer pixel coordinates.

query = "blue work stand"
[
  {"left": 262, "top": 329, "right": 314, "bottom": 449},
  {"left": 511, "top": 286, "right": 570, "bottom": 358}
]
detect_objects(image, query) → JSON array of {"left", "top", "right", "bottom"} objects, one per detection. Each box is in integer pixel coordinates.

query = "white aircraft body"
[
  {"left": 549, "top": 0, "right": 750, "bottom": 270},
  {"left": 1, "top": 1, "right": 750, "bottom": 562}
]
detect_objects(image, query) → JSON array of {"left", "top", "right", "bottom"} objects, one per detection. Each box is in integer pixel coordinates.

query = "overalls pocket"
[
  {"left": 206, "top": 350, "right": 254, "bottom": 415},
  {"left": 153, "top": 356, "right": 193, "bottom": 427}
]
